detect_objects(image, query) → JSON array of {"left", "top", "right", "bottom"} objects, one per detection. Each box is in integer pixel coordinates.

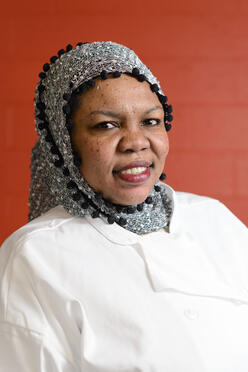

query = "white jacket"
[{"left": 0, "top": 185, "right": 248, "bottom": 372}]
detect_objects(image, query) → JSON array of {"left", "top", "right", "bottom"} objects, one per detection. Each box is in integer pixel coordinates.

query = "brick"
[
  {"left": 235, "top": 153, "right": 248, "bottom": 196},
  {"left": 1, "top": 104, "right": 37, "bottom": 151},
  {"left": 2, "top": 0, "right": 248, "bottom": 17},
  {"left": 140, "top": 14, "right": 248, "bottom": 59},
  {"left": 0, "top": 151, "right": 30, "bottom": 195},
  {"left": 154, "top": 58, "right": 248, "bottom": 105},
  {"left": 166, "top": 106, "right": 194, "bottom": 151},
  {"left": 2, "top": 12, "right": 248, "bottom": 60},
  {"left": 220, "top": 196, "right": 248, "bottom": 226},
  {"left": 1, "top": 60, "right": 39, "bottom": 103},
  {"left": 1, "top": 0, "right": 248, "bottom": 240},
  {"left": 0, "top": 194, "right": 29, "bottom": 245},
  {"left": 171, "top": 105, "right": 248, "bottom": 151},
  {"left": 166, "top": 150, "right": 234, "bottom": 196}
]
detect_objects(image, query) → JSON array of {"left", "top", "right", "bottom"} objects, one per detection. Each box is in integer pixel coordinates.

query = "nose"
[{"left": 118, "top": 126, "right": 150, "bottom": 153}]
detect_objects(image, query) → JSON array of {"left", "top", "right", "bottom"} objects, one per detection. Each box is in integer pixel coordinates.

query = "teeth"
[{"left": 120, "top": 167, "right": 147, "bottom": 175}]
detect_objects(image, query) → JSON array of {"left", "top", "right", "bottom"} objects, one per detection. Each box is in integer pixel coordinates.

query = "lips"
[
  {"left": 113, "top": 161, "right": 152, "bottom": 173},
  {"left": 113, "top": 161, "right": 152, "bottom": 184}
]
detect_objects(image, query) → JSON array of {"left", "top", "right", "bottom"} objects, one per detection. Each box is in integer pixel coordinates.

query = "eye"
[
  {"left": 94, "top": 121, "right": 117, "bottom": 129},
  {"left": 142, "top": 118, "right": 161, "bottom": 126}
]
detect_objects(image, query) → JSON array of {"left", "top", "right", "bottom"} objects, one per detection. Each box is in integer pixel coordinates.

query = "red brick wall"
[{"left": 1, "top": 0, "right": 248, "bottom": 243}]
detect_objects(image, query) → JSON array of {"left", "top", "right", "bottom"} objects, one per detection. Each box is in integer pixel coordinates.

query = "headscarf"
[{"left": 29, "top": 41, "right": 173, "bottom": 234}]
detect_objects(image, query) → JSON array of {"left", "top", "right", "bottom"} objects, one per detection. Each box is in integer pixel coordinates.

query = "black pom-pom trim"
[
  {"left": 66, "top": 44, "right": 73, "bottom": 52},
  {"left": 73, "top": 156, "right": 82, "bottom": 167},
  {"left": 72, "top": 192, "right": 81, "bottom": 201},
  {"left": 38, "top": 122, "right": 47, "bottom": 130},
  {"left": 50, "top": 56, "right": 58, "bottom": 64},
  {"left": 167, "top": 114, "right": 173, "bottom": 122},
  {"left": 86, "top": 80, "right": 95, "bottom": 88},
  {"left": 137, "top": 203, "right": 144, "bottom": 211},
  {"left": 58, "top": 49, "right": 65, "bottom": 57},
  {"left": 159, "top": 173, "right": 167, "bottom": 181},
  {"left": 165, "top": 123, "right": 172, "bottom": 132},
  {"left": 43, "top": 63, "right": 50, "bottom": 72},
  {"left": 118, "top": 217, "right": 127, "bottom": 226},
  {"left": 92, "top": 210, "right": 100, "bottom": 218},
  {"left": 95, "top": 192, "right": 102, "bottom": 200},
  {"left": 63, "top": 167, "right": 70, "bottom": 176},
  {"left": 36, "top": 102, "right": 46, "bottom": 110},
  {"left": 39, "top": 72, "right": 46, "bottom": 79},
  {"left": 167, "top": 105, "right": 173, "bottom": 113},
  {"left": 112, "top": 71, "right": 121, "bottom": 78},
  {"left": 137, "top": 74, "right": 146, "bottom": 82},
  {"left": 77, "top": 42, "right": 83, "bottom": 46},
  {"left": 37, "top": 112, "right": 46, "bottom": 120},
  {"left": 150, "top": 84, "right": 159, "bottom": 92},
  {"left": 145, "top": 196, "right": 153, "bottom": 204},
  {"left": 77, "top": 84, "right": 87, "bottom": 93},
  {"left": 105, "top": 200, "right": 112, "bottom": 209},
  {"left": 100, "top": 70, "right": 108, "bottom": 80},
  {"left": 107, "top": 215, "right": 115, "bottom": 224},
  {"left": 66, "top": 119, "right": 74, "bottom": 132},
  {"left": 127, "top": 206, "right": 136, "bottom": 214},
  {"left": 54, "top": 159, "right": 63, "bottom": 168},
  {"left": 158, "top": 95, "right": 168, "bottom": 104},
  {"left": 63, "top": 93, "right": 71, "bottom": 101},
  {"left": 81, "top": 202, "right": 89, "bottom": 209},
  {"left": 50, "top": 146, "right": 59, "bottom": 155},
  {"left": 132, "top": 67, "right": 139, "bottom": 76},
  {"left": 116, "top": 205, "right": 124, "bottom": 213},
  {"left": 45, "top": 134, "right": 53, "bottom": 143},
  {"left": 154, "top": 185, "right": 161, "bottom": 192},
  {"left": 63, "top": 104, "right": 71, "bottom": 115},
  {"left": 38, "top": 84, "right": 45, "bottom": 93}
]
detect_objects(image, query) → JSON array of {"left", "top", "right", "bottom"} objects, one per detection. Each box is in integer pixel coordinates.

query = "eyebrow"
[
  {"left": 89, "top": 105, "right": 163, "bottom": 118},
  {"left": 145, "top": 106, "right": 163, "bottom": 115},
  {"left": 90, "top": 110, "right": 122, "bottom": 119}
]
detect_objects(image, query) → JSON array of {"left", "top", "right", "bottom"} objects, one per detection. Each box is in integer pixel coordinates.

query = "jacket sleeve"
[
  {"left": 0, "top": 322, "right": 79, "bottom": 372},
  {"left": 0, "top": 232, "right": 82, "bottom": 372}
]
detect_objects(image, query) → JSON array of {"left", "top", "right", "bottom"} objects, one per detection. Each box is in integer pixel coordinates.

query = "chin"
[{"left": 110, "top": 188, "right": 152, "bottom": 206}]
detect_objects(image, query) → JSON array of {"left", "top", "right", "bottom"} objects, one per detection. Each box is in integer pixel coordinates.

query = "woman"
[{"left": 0, "top": 41, "right": 247, "bottom": 372}]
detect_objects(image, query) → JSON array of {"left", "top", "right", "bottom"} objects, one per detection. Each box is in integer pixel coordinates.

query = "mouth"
[
  {"left": 113, "top": 161, "right": 153, "bottom": 184},
  {"left": 119, "top": 166, "right": 148, "bottom": 175}
]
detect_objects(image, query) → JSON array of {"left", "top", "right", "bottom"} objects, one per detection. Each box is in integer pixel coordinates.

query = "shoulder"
[
  {"left": 3, "top": 206, "right": 78, "bottom": 243},
  {"left": 0, "top": 206, "right": 98, "bottom": 334},
  {"left": 176, "top": 190, "right": 235, "bottom": 216},
  {"left": 0, "top": 207, "right": 84, "bottom": 363},
  {"left": 174, "top": 190, "right": 247, "bottom": 237},
  {"left": 175, "top": 190, "right": 213, "bottom": 204},
  {"left": 0, "top": 206, "right": 94, "bottom": 253},
  {"left": 0, "top": 206, "right": 92, "bottom": 306},
  {"left": 0, "top": 206, "right": 100, "bottom": 288},
  {"left": 175, "top": 191, "right": 229, "bottom": 218}
]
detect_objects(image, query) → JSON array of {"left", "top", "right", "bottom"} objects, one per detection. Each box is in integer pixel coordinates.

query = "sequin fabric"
[{"left": 29, "top": 41, "right": 172, "bottom": 234}]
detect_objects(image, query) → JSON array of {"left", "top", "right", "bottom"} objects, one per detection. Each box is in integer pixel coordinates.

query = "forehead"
[{"left": 77, "top": 74, "right": 162, "bottom": 113}]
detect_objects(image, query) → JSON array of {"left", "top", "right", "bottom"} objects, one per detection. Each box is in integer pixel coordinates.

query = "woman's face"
[{"left": 71, "top": 74, "right": 169, "bottom": 206}]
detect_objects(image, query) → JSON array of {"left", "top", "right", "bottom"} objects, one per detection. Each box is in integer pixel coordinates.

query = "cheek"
[
  {"left": 80, "top": 138, "right": 111, "bottom": 171},
  {"left": 164, "top": 137, "right": 169, "bottom": 157},
  {"left": 79, "top": 137, "right": 100, "bottom": 158},
  {"left": 156, "top": 132, "right": 169, "bottom": 158}
]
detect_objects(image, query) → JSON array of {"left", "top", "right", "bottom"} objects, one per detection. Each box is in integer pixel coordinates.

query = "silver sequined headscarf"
[{"left": 29, "top": 41, "right": 173, "bottom": 234}]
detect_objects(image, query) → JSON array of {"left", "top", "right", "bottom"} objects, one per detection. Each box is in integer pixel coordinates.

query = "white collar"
[
  {"left": 85, "top": 187, "right": 248, "bottom": 304},
  {"left": 85, "top": 184, "right": 181, "bottom": 245}
]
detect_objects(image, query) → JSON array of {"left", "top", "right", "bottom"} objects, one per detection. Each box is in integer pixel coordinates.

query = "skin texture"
[{"left": 71, "top": 74, "right": 169, "bottom": 206}]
